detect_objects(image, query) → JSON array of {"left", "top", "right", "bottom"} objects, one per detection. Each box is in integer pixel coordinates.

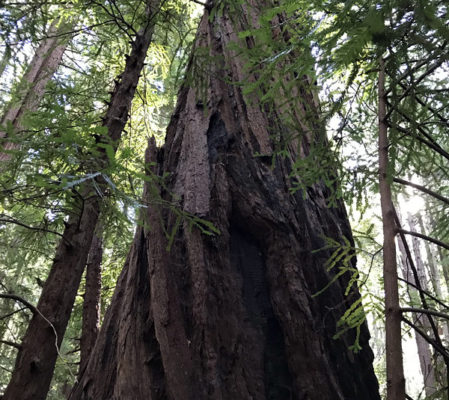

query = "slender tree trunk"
[
  {"left": 396, "top": 219, "right": 436, "bottom": 397},
  {"left": 71, "top": 8, "right": 380, "bottom": 400},
  {"left": 407, "top": 214, "right": 437, "bottom": 396},
  {"left": 79, "top": 229, "right": 103, "bottom": 376},
  {"left": 0, "top": 19, "right": 70, "bottom": 161},
  {"left": 418, "top": 213, "right": 444, "bottom": 299},
  {"left": 428, "top": 214, "right": 449, "bottom": 298},
  {"left": 0, "top": 43, "right": 12, "bottom": 82},
  {"left": 417, "top": 213, "right": 449, "bottom": 341},
  {"left": 437, "top": 247, "right": 449, "bottom": 293},
  {"left": 3, "top": 4, "right": 159, "bottom": 399},
  {"left": 378, "top": 57, "right": 405, "bottom": 400}
]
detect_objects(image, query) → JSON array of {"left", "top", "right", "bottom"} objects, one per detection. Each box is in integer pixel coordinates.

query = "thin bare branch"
[
  {"left": 0, "top": 294, "right": 37, "bottom": 314},
  {"left": 402, "top": 316, "right": 449, "bottom": 359},
  {"left": 398, "top": 277, "right": 449, "bottom": 310},
  {"left": 0, "top": 340, "right": 21, "bottom": 350},
  {"left": 401, "top": 307, "right": 449, "bottom": 321},
  {"left": 393, "top": 178, "right": 449, "bottom": 206},
  {"left": 399, "top": 229, "right": 449, "bottom": 251}
]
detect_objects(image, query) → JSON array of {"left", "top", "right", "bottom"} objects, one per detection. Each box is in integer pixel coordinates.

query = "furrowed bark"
[
  {"left": 378, "top": 58, "right": 405, "bottom": 400},
  {"left": 3, "top": 4, "right": 159, "bottom": 399},
  {"left": 0, "top": 19, "right": 70, "bottom": 162},
  {"left": 79, "top": 229, "right": 103, "bottom": 376},
  {"left": 72, "top": 8, "right": 379, "bottom": 400}
]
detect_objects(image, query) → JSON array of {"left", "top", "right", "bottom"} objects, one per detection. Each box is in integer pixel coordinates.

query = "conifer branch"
[
  {"left": 401, "top": 307, "right": 449, "bottom": 321},
  {"left": 398, "top": 277, "right": 449, "bottom": 310},
  {"left": 0, "top": 294, "right": 37, "bottom": 315},
  {"left": 393, "top": 178, "right": 449, "bottom": 206},
  {"left": 399, "top": 229, "right": 449, "bottom": 251},
  {"left": 402, "top": 316, "right": 449, "bottom": 359},
  {"left": 0, "top": 340, "right": 21, "bottom": 350}
]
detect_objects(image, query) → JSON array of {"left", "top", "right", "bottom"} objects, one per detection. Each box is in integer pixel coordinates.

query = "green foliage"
[{"left": 311, "top": 233, "right": 383, "bottom": 353}]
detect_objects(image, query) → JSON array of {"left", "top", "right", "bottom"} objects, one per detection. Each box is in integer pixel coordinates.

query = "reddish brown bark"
[
  {"left": 70, "top": 8, "right": 379, "bottom": 400},
  {"left": 378, "top": 58, "right": 405, "bottom": 400},
  {"left": 3, "top": 5, "right": 159, "bottom": 399},
  {"left": 79, "top": 230, "right": 103, "bottom": 375}
]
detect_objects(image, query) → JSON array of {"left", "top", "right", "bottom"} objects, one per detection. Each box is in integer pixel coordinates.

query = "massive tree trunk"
[
  {"left": 0, "top": 19, "right": 70, "bottom": 161},
  {"left": 3, "top": 4, "right": 158, "bottom": 399},
  {"left": 71, "top": 8, "right": 379, "bottom": 400}
]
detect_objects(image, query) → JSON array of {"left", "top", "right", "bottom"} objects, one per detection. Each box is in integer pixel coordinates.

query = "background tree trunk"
[
  {"left": 417, "top": 212, "right": 449, "bottom": 342},
  {"left": 0, "top": 19, "right": 70, "bottom": 161},
  {"left": 397, "top": 224, "right": 436, "bottom": 397},
  {"left": 3, "top": 5, "right": 158, "bottom": 398},
  {"left": 71, "top": 8, "right": 380, "bottom": 400},
  {"left": 79, "top": 229, "right": 103, "bottom": 376}
]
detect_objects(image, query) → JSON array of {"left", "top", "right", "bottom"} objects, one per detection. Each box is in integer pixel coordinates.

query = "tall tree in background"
[
  {"left": 0, "top": 19, "right": 71, "bottom": 161},
  {"left": 397, "top": 216, "right": 436, "bottom": 397},
  {"left": 70, "top": 4, "right": 380, "bottom": 399},
  {"left": 79, "top": 228, "right": 103, "bottom": 376}
]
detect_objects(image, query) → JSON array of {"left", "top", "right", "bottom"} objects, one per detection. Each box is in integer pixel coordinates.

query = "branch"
[
  {"left": 189, "top": 0, "right": 207, "bottom": 6},
  {"left": 386, "top": 56, "right": 446, "bottom": 110},
  {"left": 393, "top": 177, "right": 449, "bottom": 206},
  {"left": 396, "top": 79, "right": 449, "bottom": 129},
  {"left": 0, "top": 340, "right": 21, "bottom": 350},
  {"left": 0, "top": 215, "right": 65, "bottom": 240},
  {"left": 401, "top": 307, "right": 449, "bottom": 321},
  {"left": 402, "top": 316, "right": 449, "bottom": 360},
  {"left": 387, "top": 118, "right": 449, "bottom": 162},
  {"left": 0, "top": 306, "right": 27, "bottom": 321},
  {"left": 392, "top": 206, "right": 444, "bottom": 351},
  {"left": 0, "top": 293, "right": 37, "bottom": 314},
  {"left": 399, "top": 229, "right": 449, "bottom": 251},
  {"left": 398, "top": 277, "right": 449, "bottom": 310}
]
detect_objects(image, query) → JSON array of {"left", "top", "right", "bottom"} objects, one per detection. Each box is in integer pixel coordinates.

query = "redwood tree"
[{"left": 71, "top": 6, "right": 380, "bottom": 400}]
